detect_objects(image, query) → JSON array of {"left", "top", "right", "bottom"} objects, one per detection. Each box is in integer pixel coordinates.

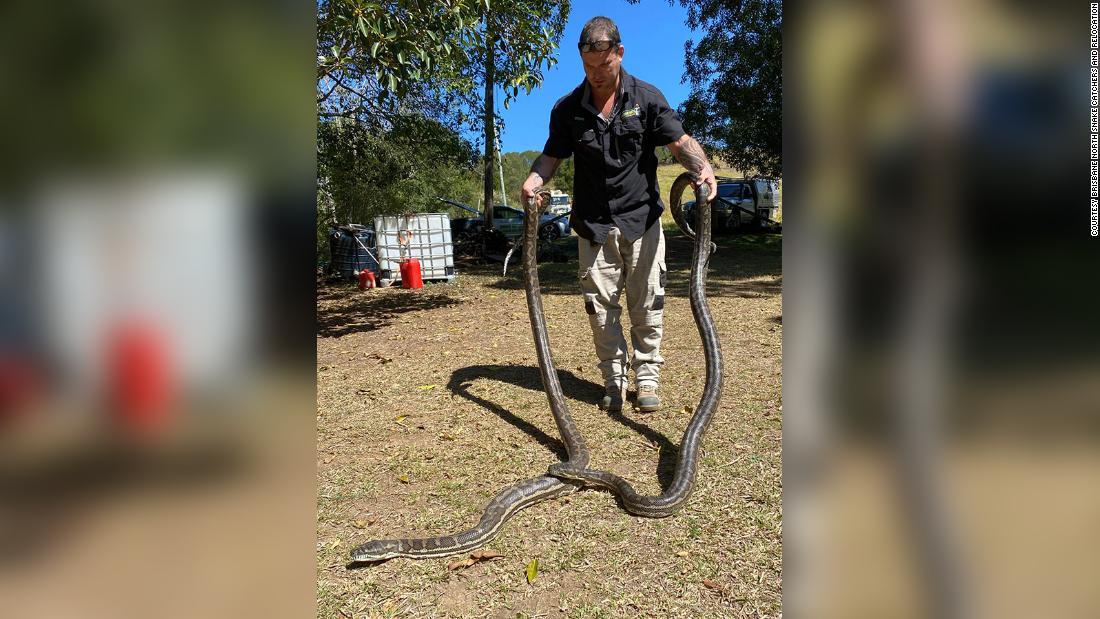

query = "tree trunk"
[{"left": 482, "top": 10, "right": 495, "bottom": 229}]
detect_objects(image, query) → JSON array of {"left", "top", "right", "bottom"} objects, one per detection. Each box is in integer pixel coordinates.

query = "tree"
[
  {"left": 316, "top": 0, "right": 482, "bottom": 127},
  {"left": 317, "top": 1, "right": 571, "bottom": 230},
  {"left": 317, "top": 114, "right": 477, "bottom": 227},
  {"left": 465, "top": 3, "right": 570, "bottom": 227},
  {"left": 630, "top": 0, "right": 782, "bottom": 177}
]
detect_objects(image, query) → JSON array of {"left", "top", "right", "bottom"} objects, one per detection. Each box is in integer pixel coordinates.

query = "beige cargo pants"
[{"left": 578, "top": 223, "right": 666, "bottom": 393}]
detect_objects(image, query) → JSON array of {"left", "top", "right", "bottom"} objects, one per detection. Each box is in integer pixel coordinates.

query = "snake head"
[{"left": 349, "top": 539, "right": 402, "bottom": 564}]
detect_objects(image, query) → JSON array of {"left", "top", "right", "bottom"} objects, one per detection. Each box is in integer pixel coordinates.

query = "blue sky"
[{"left": 490, "top": 1, "right": 699, "bottom": 153}]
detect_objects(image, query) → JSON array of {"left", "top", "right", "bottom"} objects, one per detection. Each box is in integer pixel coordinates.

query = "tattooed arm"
[
  {"left": 668, "top": 134, "right": 717, "bottom": 202},
  {"left": 521, "top": 154, "right": 564, "bottom": 207}
]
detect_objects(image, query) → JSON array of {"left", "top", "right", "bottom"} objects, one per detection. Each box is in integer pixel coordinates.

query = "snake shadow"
[
  {"left": 446, "top": 364, "right": 680, "bottom": 491},
  {"left": 346, "top": 558, "right": 389, "bottom": 569}
]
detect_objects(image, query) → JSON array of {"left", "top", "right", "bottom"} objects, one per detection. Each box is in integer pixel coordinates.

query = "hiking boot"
[
  {"left": 636, "top": 384, "right": 661, "bottom": 413},
  {"left": 599, "top": 384, "right": 625, "bottom": 412}
]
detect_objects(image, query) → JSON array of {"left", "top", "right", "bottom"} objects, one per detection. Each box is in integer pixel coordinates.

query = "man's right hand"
[
  {"left": 522, "top": 154, "right": 562, "bottom": 208},
  {"left": 521, "top": 172, "right": 545, "bottom": 208}
]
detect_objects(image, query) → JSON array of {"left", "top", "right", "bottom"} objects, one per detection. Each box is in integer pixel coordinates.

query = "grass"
[{"left": 316, "top": 225, "right": 782, "bottom": 618}]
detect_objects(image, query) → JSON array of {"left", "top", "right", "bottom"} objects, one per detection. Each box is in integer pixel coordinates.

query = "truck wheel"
[
  {"left": 540, "top": 224, "right": 562, "bottom": 241},
  {"left": 725, "top": 210, "right": 741, "bottom": 233}
]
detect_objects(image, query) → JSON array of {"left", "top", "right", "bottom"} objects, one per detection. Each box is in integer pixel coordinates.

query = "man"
[{"left": 520, "top": 16, "right": 717, "bottom": 413}]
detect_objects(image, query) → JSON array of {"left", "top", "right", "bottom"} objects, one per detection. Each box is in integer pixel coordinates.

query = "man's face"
[{"left": 580, "top": 41, "right": 624, "bottom": 91}]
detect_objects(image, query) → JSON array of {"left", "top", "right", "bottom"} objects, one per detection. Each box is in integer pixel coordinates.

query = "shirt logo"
[{"left": 621, "top": 105, "right": 641, "bottom": 119}]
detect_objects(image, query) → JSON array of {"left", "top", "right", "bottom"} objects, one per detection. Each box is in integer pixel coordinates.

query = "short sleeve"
[
  {"left": 541, "top": 101, "right": 573, "bottom": 159},
  {"left": 648, "top": 89, "right": 686, "bottom": 146}
]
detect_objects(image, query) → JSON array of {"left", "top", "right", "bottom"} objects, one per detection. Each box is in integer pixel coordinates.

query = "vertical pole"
[
  {"left": 497, "top": 132, "right": 508, "bottom": 208},
  {"left": 482, "top": 6, "right": 496, "bottom": 229}
]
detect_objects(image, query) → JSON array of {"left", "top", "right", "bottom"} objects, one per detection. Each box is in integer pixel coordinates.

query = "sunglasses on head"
[{"left": 578, "top": 39, "right": 618, "bottom": 53}]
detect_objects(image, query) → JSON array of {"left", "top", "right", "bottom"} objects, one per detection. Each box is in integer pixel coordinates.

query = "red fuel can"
[
  {"left": 358, "top": 268, "right": 375, "bottom": 290},
  {"left": 400, "top": 258, "right": 423, "bottom": 289}
]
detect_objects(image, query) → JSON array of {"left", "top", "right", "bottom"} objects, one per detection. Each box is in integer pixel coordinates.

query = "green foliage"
[
  {"left": 317, "top": 0, "right": 484, "bottom": 122},
  {"left": 317, "top": 115, "right": 477, "bottom": 228},
  {"left": 547, "top": 157, "right": 574, "bottom": 195},
  {"left": 655, "top": 145, "right": 676, "bottom": 165},
  {"left": 681, "top": 0, "right": 781, "bottom": 177},
  {"left": 630, "top": 0, "right": 781, "bottom": 177},
  {"left": 317, "top": 0, "right": 569, "bottom": 134},
  {"left": 481, "top": 3, "right": 570, "bottom": 112}
]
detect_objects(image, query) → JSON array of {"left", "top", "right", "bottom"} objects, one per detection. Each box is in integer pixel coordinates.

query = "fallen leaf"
[
  {"left": 676, "top": 551, "right": 690, "bottom": 557},
  {"left": 329, "top": 539, "right": 341, "bottom": 549},
  {"left": 682, "top": 405, "right": 694, "bottom": 414},
  {"left": 525, "top": 559, "right": 539, "bottom": 584},
  {"left": 702, "top": 579, "right": 726, "bottom": 593},
  {"left": 448, "top": 558, "right": 475, "bottom": 570},
  {"left": 397, "top": 475, "right": 410, "bottom": 484},
  {"left": 471, "top": 550, "right": 504, "bottom": 561},
  {"left": 417, "top": 384, "right": 437, "bottom": 391},
  {"left": 353, "top": 520, "right": 368, "bottom": 529},
  {"left": 395, "top": 415, "right": 408, "bottom": 423}
]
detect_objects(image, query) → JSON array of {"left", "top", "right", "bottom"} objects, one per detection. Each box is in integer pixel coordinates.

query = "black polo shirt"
[{"left": 541, "top": 68, "right": 687, "bottom": 243}]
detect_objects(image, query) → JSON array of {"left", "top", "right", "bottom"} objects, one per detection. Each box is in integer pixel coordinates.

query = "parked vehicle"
[
  {"left": 490, "top": 205, "right": 571, "bottom": 240},
  {"left": 682, "top": 177, "right": 782, "bottom": 232},
  {"left": 546, "top": 190, "right": 572, "bottom": 216},
  {"left": 440, "top": 198, "right": 571, "bottom": 245}
]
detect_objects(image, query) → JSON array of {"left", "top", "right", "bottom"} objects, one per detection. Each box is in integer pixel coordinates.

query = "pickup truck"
[{"left": 682, "top": 177, "right": 782, "bottom": 232}]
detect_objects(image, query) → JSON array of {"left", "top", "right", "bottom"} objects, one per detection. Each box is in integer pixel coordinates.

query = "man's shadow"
[{"left": 445, "top": 364, "right": 680, "bottom": 491}]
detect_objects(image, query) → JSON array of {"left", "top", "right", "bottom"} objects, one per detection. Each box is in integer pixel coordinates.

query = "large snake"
[{"left": 350, "top": 174, "right": 720, "bottom": 562}]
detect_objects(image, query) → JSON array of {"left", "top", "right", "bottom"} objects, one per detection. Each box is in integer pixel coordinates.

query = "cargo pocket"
[
  {"left": 571, "top": 122, "right": 599, "bottom": 159},
  {"left": 583, "top": 292, "right": 604, "bottom": 326}
]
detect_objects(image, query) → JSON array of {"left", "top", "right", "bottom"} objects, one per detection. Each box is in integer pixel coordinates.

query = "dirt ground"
[{"left": 316, "top": 228, "right": 782, "bottom": 618}]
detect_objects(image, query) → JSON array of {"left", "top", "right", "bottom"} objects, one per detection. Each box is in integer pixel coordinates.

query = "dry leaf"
[
  {"left": 448, "top": 558, "right": 475, "bottom": 570},
  {"left": 417, "top": 384, "right": 437, "bottom": 391},
  {"left": 682, "top": 405, "right": 694, "bottom": 414},
  {"left": 676, "top": 551, "right": 690, "bottom": 557},
  {"left": 471, "top": 550, "right": 504, "bottom": 561},
  {"left": 397, "top": 475, "right": 410, "bottom": 484},
  {"left": 395, "top": 415, "right": 408, "bottom": 423},
  {"left": 353, "top": 520, "right": 368, "bottom": 529},
  {"left": 702, "top": 579, "right": 726, "bottom": 593}
]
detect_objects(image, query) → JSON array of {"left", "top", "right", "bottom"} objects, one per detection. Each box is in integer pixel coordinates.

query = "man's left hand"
[{"left": 695, "top": 167, "right": 717, "bottom": 202}]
